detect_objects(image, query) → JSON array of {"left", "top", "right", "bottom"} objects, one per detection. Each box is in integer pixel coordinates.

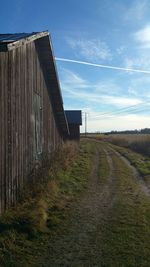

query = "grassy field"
[
  {"left": 43, "top": 140, "right": 150, "bottom": 266},
  {"left": 1, "top": 138, "right": 150, "bottom": 266}
]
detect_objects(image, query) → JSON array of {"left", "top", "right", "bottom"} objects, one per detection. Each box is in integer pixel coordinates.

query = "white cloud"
[
  {"left": 134, "top": 24, "right": 150, "bottom": 48},
  {"left": 121, "top": 25, "right": 150, "bottom": 75},
  {"left": 66, "top": 38, "right": 112, "bottom": 62},
  {"left": 100, "top": 95, "right": 141, "bottom": 107}
]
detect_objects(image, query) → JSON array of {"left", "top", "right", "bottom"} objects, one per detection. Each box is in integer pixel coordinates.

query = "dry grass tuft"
[
  {"left": 47, "top": 180, "right": 59, "bottom": 197},
  {"left": 0, "top": 139, "right": 94, "bottom": 266}
]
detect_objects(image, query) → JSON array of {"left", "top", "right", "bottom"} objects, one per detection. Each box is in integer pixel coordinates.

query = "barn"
[
  {"left": 65, "top": 110, "right": 82, "bottom": 140},
  {"left": 0, "top": 31, "right": 71, "bottom": 213}
]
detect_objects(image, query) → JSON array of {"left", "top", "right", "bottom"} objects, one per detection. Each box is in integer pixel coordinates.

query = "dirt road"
[{"left": 40, "top": 141, "right": 150, "bottom": 267}]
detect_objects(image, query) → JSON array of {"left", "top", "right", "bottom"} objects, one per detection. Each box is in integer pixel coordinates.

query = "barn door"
[{"left": 33, "top": 92, "right": 42, "bottom": 159}]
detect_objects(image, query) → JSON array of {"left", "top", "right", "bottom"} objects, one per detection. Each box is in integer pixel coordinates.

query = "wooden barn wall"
[{"left": 0, "top": 41, "right": 62, "bottom": 213}]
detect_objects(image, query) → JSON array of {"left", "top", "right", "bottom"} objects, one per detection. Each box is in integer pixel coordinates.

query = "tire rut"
[
  {"left": 41, "top": 146, "right": 115, "bottom": 267},
  {"left": 109, "top": 146, "right": 150, "bottom": 198},
  {"left": 39, "top": 141, "right": 150, "bottom": 266}
]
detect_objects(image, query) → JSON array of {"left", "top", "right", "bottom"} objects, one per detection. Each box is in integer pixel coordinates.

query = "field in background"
[{"left": 90, "top": 134, "right": 150, "bottom": 156}]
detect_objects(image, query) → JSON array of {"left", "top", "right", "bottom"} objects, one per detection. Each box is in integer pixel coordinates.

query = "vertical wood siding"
[{"left": 0, "top": 41, "right": 62, "bottom": 213}]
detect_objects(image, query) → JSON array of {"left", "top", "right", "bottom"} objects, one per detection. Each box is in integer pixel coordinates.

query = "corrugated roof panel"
[{"left": 65, "top": 110, "right": 82, "bottom": 125}]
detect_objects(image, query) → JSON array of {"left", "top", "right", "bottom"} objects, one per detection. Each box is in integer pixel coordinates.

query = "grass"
[
  {"left": 109, "top": 143, "right": 150, "bottom": 188},
  {"left": 99, "top": 150, "right": 150, "bottom": 267},
  {"left": 1, "top": 138, "right": 150, "bottom": 266},
  {"left": 0, "top": 139, "right": 95, "bottom": 267},
  {"left": 98, "top": 145, "right": 110, "bottom": 183},
  {"left": 93, "top": 133, "right": 150, "bottom": 188}
]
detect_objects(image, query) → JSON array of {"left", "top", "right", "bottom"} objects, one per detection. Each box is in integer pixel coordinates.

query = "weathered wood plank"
[{"left": 0, "top": 38, "right": 64, "bottom": 213}]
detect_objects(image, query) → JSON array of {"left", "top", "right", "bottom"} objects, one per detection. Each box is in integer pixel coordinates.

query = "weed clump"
[{"left": 0, "top": 140, "right": 93, "bottom": 266}]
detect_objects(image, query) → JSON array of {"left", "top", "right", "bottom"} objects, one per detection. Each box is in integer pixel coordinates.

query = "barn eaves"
[{"left": 0, "top": 31, "right": 69, "bottom": 138}]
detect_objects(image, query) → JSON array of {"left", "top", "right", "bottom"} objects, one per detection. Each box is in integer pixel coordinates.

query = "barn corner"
[{"left": 0, "top": 31, "right": 82, "bottom": 214}]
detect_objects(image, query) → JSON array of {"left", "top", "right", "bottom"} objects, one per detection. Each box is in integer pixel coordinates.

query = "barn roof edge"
[{"left": 0, "top": 31, "right": 49, "bottom": 51}]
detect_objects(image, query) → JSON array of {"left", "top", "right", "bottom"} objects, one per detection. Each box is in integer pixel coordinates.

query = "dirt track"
[{"left": 40, "top": 142, "right": 150, "bottom": 267}]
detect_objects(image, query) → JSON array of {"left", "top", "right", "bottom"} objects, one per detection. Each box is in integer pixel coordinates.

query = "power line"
[
  {"left": 89, "top": 100, "right": 150, "bottom": 119},
  {"left": 93, "top": 102, "right": 148, "bottom": 117},
  {"left": 89, "top": 107, "right": 150, "bottom": 121}
]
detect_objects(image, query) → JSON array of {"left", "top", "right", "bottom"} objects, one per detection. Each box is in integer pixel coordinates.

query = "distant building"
[{"left": 65, "top": 110, "right": 82, "bottom": 140}]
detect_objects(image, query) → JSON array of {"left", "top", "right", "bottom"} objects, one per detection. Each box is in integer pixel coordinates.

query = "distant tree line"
[{"left": 104, "top": 128, "right": 150, "bottom": 135}]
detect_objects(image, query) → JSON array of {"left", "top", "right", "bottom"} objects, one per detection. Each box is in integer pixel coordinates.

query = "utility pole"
[{"left": 85, "top": 112, "right": 87, "bottom": 137}]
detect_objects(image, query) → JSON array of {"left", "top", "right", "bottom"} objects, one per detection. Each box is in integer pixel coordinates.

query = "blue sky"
[{"left": 2, "top": 0, "right": 150, "bottom": 132}]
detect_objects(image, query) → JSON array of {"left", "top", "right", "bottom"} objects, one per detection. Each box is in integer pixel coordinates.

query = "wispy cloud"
[
  {"left": 93, "top": 81, "right": 122, "bottom": 95},
  {"left": 60, "top": 68, "right": 121, "bottom": 95},
  {"left": 124, "top": 0, "right": 148, "bottom": 21},
  {"left": 64, "top": 88, "right": 142, "bottom": 107},
  {"left": 60, "top": 68, "right": 89, "bottom": 89},
  {"left": 116, "top": 46, "right": 125, "bottom": 55},
  {"left": 59, "top": 68, "right": 142, "bottom": 108},
  {"left": 127, "top": 76, "right": 150, "bottom": 97},
  {"left": 66, "top": 38, "right": 112, "bottom": 62},
  {"left": 123, "top": 53, "right": 150, "bottom": 74}
]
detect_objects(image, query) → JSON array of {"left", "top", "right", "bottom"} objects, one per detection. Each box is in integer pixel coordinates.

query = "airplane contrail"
[{"left": 55, "top": 57, "right": 150, "bottom": 74}]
